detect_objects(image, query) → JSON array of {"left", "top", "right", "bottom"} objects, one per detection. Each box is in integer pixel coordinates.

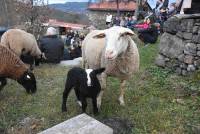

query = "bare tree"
[
  {"left": 116, "top": 0, "right": 120, "bottom": 16},
  {"left": 134, "top": 0, "right": 147, "bottom": 20},
  {"left": 14, "top": 0, "right": 50, "bottom": 38}
]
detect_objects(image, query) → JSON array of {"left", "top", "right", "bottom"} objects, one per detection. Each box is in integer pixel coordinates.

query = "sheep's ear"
[
  {"left": 93, "top": 32, "right": 106, "bottom": 39},
  {"left": 120, "top": 29, "right": 135, "bottom": 37},
  {"left": 93, "top": 68, "right": 106, "bottom": 75}
]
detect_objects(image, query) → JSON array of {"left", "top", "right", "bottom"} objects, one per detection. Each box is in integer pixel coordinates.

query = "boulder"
[
  {"left": 163, "top": 17, "right": 180, "bottom": 34},
  {"left": 159, "top": 33, "right": 185, "bottom": 59}
]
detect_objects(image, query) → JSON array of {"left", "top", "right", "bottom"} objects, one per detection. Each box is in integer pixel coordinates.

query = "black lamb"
[{"left": 62, "top": 67, "right": 105, "bottom": 114}]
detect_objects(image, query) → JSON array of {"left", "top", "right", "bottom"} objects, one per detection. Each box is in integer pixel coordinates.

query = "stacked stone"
[
  {"left": 155, "top": 14, "right": 200, "bottom": 75},
  {"left": 87, "top": 11, "right": 109, "bottom": 29},
  {"left": 87, "top": 11, "right": 118, "bottom": 29}
]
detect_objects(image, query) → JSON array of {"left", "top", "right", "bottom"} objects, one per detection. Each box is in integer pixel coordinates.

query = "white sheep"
[
  {"left": 0, "top": 29, "right": 44, "bottom": 59},
  {"left": 82, "top": 26, "right": 140, "bottom": 107}
]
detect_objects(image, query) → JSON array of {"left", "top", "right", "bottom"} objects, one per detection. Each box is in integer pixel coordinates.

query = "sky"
[
  {"left": 147, "top": 0, "right": 176, "bottom": 9},
  {"left": 48, "top": 0, "right": 88, "bottom": 4},
  {"left": 47, "top": 0, "right": 176, "bottom": 6}
]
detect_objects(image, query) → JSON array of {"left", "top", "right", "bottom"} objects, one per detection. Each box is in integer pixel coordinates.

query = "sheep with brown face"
[
  {"left": 82, "top": 26, "right": 140, "bottom": 108},
  {"left": 0, "top": 45, "right": 37, "bottom": 94}
]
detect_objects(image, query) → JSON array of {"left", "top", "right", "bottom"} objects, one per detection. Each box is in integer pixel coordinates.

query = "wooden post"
[
  {"left": 117, "top": 0, "right": 120, "bottom": 16},
  {"left": 3, "top": 0, "right": 10, "bottom": 27},
  {"left": 134, "top": 0, "right": 142, "bottom": 20}
]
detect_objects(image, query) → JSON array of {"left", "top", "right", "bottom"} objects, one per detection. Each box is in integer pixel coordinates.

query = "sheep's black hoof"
[
  {"left": 93, "top": 112, "right": 99, "bottom": 116},
  {"left": 93, "top": 109, "right": 99, "bottom": 115},
  {"left": 81, "top": 111, "right": 86, "bottom": 114},
  {"left": 62, "top": 109, "right": 67, "bottom": 112},
  {"left": 30, "top": 66, "right": 34, "bottom": 71}
]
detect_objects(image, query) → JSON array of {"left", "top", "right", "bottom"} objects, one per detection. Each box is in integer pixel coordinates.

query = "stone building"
[{"left": 87, "top": 0, "right": 137, "bottom": 29}]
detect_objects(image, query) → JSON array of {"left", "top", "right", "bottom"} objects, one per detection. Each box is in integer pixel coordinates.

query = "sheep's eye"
[
  {"left": 118, "top": 34, "right": 124, "bottom": 40},
  {"left": 120, "top": 33, "right": 126, "bottom": 37}
]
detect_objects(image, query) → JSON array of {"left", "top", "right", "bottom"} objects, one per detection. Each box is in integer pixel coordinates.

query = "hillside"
[
  {"left": 0, "top": 1, "right": 90, "bottom": 27},
  {"left": 49, "top": 9, "right": 90, "bottom": 25},
  {"left": 49, "top": 2, "right": 88, "bottom": 13}
]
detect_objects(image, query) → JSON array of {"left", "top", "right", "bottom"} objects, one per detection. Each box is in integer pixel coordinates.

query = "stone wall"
[
  {"left": 155, "top": 14, "right": 200, "bottom": 75},
  {"left": 87, "top": 11, "right": 109, "bottom": 29},
  {"left": 87, "top": 11, "right": 118, "bottom": 29}
]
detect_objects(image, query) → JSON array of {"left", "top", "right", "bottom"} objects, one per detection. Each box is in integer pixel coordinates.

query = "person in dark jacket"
[
  {"left": 39, "top": 27, "right": 64, "bottom": 63},
  {"left": 137, "top": 24, "right": 159, "bottom": 44}
]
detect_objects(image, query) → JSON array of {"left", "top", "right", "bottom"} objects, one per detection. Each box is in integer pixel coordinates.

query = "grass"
[{"left": 0, "top": 42, "right": 200, "bottom": 134}]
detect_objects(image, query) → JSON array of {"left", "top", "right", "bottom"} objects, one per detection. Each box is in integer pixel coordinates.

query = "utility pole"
[
  {"left": 116, "top": 0, "right": 120, "bottom": 16},
  {"left": 134, "top": 0, "right": 142, "bottom": 20},
  {"left": 3, "top": 0, "right": 10, "bottom": 27},
  {"left": 30, "top": 0, "right": 34, "bottom": 25}
]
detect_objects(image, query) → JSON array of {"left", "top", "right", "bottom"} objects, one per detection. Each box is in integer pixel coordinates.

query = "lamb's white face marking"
[
  {"left": 77, "top": 101, "right": 82, "bottom": 107},
  {"left": 86, "top": 69, "right": 93, "bottom": 86},
  {"left": 26, "top": 75, "right": 31, "bottom": 79}
]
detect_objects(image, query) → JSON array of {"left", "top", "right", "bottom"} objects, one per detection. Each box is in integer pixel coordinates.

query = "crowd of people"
[
  {"left": 106, "top": 13, "right": 137, "bottom": 30},
  {"left": 37, "top": 27, "right": 83, "bottom": 64},
  {"left": 106, "top": 13, "right": 160, "bottom": 45},
  {"left": 154, "top": 0, "right": 178, "bottom": 25},
  {"left": 104, "top": 0, "right": 183, "bottom": 45},
  {"left": 1, "top": 0, "right": 183, "bottom": 65}
]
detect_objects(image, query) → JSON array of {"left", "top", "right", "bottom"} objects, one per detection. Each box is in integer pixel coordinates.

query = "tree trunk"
[
  {"left": 3, "top": 0, "right": 10, "bottom": 27},
  {"left": 134, "top": 0, "right": 142, "bottom": 20},
  {"left": 117, "top": 0, "right": 120, "bottom": 16}
]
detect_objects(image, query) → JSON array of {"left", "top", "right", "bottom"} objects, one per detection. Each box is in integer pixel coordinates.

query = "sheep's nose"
[{"left": 105, "top": 50, "right": 114, "bottom": 59}]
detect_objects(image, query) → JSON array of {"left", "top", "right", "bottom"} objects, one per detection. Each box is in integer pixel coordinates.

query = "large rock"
[
  {"left": 163, "top": 17, "right": 180, "bottom": 34},
  {"left": 38, "top": 114, "right": 113, "bottom": 134},
  {"left": 159, "top": 33, "right": 185, "bottom": 58}
]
